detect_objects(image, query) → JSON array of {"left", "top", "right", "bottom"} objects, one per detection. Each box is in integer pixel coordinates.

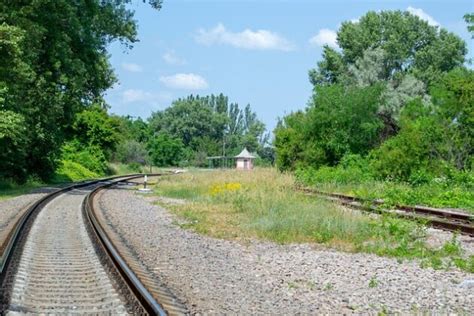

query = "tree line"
[
  {"left": 275, "top": 10, "right": 473, "bottom": 184},
  {"left": 0, "top": 1, "right": 161, "bottom": 182},
  {"left": 1, "top": 4, "right": 472, "bottom": 186},
  {"left": 0, "top": 1, "right": 272, "bottom": 183}
]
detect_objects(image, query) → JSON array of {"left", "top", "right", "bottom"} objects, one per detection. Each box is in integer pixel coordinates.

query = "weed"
[
  {"left": 306, "top": 281, "right": 316, "bottom": 290},
  {"left": 323, "top": 282, "right": 333, "bottom": 291},
  {"left": 369, "top": 276, "right": 378, "bottom": 288},
  {"left": 155, "top": 168, "right": 473, "bottom": 272},
  {"left": 287, "top": 282, "right": 299, "bottom": 289}
]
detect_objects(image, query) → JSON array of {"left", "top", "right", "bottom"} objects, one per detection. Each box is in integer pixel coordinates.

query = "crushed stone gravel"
[
  {"left": 0, "top": 188, "right": 55, "bottom": 247},
  {"left": 99, "top": 187, "right": 474, "bottom": 314}
]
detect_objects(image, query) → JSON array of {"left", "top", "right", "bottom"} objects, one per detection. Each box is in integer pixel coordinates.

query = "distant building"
[{"left": 235, "top": 148, "right": 255, "bottom": 170}]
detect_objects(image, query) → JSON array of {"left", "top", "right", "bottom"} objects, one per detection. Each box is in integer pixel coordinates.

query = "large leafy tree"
[
  {"left": 0, "top": 1, "right": 160, "bottom": 180},
  {"left": 309, "top": 10, "right": 467, "bottom": 87},
  {"left": 275, "top": 84, "right": 384, "bottom": 171},
  {"left": 148, "top": 94, "right": 269, "bottom": 163},
  {"left": 148, "top": 132, "right": 185, "bottom": 167},
  {"left": 465, "top": 13, "right": 474, "bottom": 37},
  {"left": 370, "top": 69, "right": 474, "bottom": 180}
]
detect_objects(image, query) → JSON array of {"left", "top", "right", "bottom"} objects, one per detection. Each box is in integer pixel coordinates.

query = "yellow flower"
[{"left": 208, "top": 182, "right": 241, "bottom": 196}]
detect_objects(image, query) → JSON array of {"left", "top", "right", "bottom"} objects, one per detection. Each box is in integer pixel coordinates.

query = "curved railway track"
[
  {"left": 300, "top": 187, "right": 474, "bottom": 236},
  {"left": 0, "top": 175, "right": 169, "bottom": 315}
]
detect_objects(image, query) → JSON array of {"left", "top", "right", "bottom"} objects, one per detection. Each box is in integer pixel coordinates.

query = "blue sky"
[{"left": 105, "top": 0, "right": 473, "bottom": 131}]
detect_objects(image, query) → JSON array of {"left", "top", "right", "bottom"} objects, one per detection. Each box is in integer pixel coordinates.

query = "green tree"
[
  {"left": 274, "top": 111, "right": 307, "bottom": 171},
  {"left": 464, "top": 13, "right": 474, "bottom": 37},
  {"left": 115, "top": 140, "right": 150, "bottom": 166},
  {"left": 0, "top": 1, "right": 160, "bottom": 180},
  {"left": 370, "top": 68, "right": 474, "bottom": 181},
  {"left": 148, "top": 132, "right": 185, "bottom": 167},
  {"left": 72, "top": 105, "right": 120, "bottom": 155},
  {"left": 149, "top": 94, "right": 268, "bottom": 163},
  {"left": 0, "top": 110, "right": 28, "bottom": 181},
  {"left": 310, "top": 10, "right": 466, "bottom": 87},
  {"left": 274, "top": 84, "right": 384, "bottom": 171}
]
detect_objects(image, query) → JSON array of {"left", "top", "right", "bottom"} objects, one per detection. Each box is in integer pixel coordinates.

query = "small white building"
[{"left": 235, "top": 148, "right": 255, "bottom": 170}]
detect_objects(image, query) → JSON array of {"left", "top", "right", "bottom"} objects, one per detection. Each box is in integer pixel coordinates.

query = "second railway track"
[
  {"left": 300, "top": 187, "right": 474, "bottom": 236},
  {"left": 0, "top": 175, "right": 168, "bottom": 315}
]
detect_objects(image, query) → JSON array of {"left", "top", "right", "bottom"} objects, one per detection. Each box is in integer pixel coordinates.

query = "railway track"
[
  {"left": 300, "top": 187, "right": 474, "bottom": 236},
  {"left": 0, "top": 175, "right": 169, "bottom": 315}
]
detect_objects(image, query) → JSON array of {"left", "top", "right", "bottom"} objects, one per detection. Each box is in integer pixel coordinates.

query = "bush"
[
  {"left": 114, "top": 140, "right": 149, "bottom": 165},
  {"left": 295, "top": 154, "right": 374, "bottom": 185},
  {"left": 60, "top": 141, "right": 108, "bottom": 175},
  {"left": 127, "top": 162, "right": 142, "bottom": 173},
  {"left": 53, "top": 160, "right": 98, "bottom": 182},
  {"left": 148, "top": 132, "right": 185, "bottom": 167}
]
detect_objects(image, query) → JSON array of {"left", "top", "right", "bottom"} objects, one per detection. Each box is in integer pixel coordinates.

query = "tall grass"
[
  {"left": 154, "top": 168, "right": 474, "bottom": 271},
  {"left": 296, "top": 165, "right": 474, "bottom": 212},
  {"left": 0, "top": 178, "right": 44, "bottom": 200}
]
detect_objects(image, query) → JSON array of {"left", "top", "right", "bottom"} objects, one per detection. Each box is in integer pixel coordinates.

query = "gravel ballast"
[
  {"left": 0, "top": 191, "right": 51, "bottom": 248},
  {"left": 99, "top": 187, "right": 474, "bottom": 314}
]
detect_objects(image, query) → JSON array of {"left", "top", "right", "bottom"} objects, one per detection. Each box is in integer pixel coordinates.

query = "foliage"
[
  {"left": 310, "top": 10, "right": 466, "bottom": 87},
  {"left": 0, "top": 110, "right": 28, "bottom": 181},
  {"left": 275, "top": 84, "right": 383, "bottom": 170},
  {"left": 276, "top": 10, "right": 471, "bottom": 208},
  {"left": 465, "top": 13, "right": 474, "bottom": 38},
  {"left": 148, "top": 94, "right": 270, "bottom": 164},
  {"left": 114, "top": 140, "right": 149, "bottom": 165},
  {"left": 154, "top": 169, "right": 474, "bottom": 272},
  {"left": 53, "top": 160, "right": 99, "bottom": 182},
  {"left": 296, "top": 165, "right": 474, "bottom": 212},
  {"left": 72, "top": 105, "right": 120, "bottom": 156},
  {"left": 0, "top": 177, "right": 43, "bottom": 201},
  {"left": 370, "top": 69, "right": 474, "bottom": 181},
  {"left": 0, "top": 1, "right": 160, "bottom": 181},
  {"left": 60, "top": 141, "right": 108, "bottom": 175},
  {"left": 148, "top": 132, "right": 186, "bottom": 167},
  {"left": 295, "top": 154, "right": 374, "bottom": 185}
]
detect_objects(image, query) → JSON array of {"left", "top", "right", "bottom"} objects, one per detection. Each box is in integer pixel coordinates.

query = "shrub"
[
  {"left": 54, "top": 160, "right": 98, "bottom": 182},
  {"left": 60, "top": 141, "right": 108, "bottom": 175},
  {"left": 295, "top": 154, "right": 374, "bottom": 185}
]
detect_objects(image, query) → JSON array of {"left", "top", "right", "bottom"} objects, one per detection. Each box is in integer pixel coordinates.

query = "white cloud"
[
  {"left": 122, "top": 89, "right": 153, "bottom": 103},
  {"left": 309, "top": 28, "right": 338, "bottom": 49},
  {"left": 162, "top": 51, "right": 186, "bottom": 65},
  {"left": 121, "top": 63, "right": 143, "bottom": 73},
  {"left": 195, "top": 23, "right": 295, "bottom": 51},
  {"left": 121, "top": 89, "right": 172, "bottom": 103},
  {"left": 159, "top": 73, "right": 209, "bottom": 90},
  {"left": 407, "top": 6, "right": 440, "bottom": 26}
]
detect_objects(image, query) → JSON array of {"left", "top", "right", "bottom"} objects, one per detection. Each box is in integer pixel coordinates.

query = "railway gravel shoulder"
[
  {"left": 99, "top": 187, "right": 474, "bottom": 314},
  {"left": 0, "top": 192, "right": 51, "bottom": 257},
  {"left": 0, "top": 182, "right": 147, "bottom": 314}
]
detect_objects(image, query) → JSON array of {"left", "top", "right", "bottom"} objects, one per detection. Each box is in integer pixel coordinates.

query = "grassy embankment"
[
  {"left": 154, "top": 168, "right": 474, "bottom": 272},
  {"left": 296, "top": 166, "right": 474, "bottom": 213},
  {"left": 0, "top": 162, "right": 152, "bottom": 200}
]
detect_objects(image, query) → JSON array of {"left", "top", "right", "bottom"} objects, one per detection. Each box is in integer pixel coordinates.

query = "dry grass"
[
  {"left": 155, "top": 169, "right": 384, "bottom": 246},
  {"left": 152, "top": 168, "right": 474, "bottom": 272}
]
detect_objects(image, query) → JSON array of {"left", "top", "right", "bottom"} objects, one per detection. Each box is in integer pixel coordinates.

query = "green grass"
[
  {"left": 0, "top": 160, "right": 155, "bottom": 201},
  {"left": 154, "top": 168, "right": 474, "bottom": 272},
  {"left": 312, "top": 181, "right": 474, "bottom": 213},
  {"left": 53, "top": 160, "right": 100, "bottom": 182},
  {"left": 0, "top": 178, "right": 44, "bottom": 201},
  {"left": 107, "top": 162, "right": 165, "bottom": 175},
  {"left": 296, "top": 166, "right": 474, "bottom": 212}
]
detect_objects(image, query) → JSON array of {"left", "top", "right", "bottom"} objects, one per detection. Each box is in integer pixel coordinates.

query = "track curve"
[{"left": 0, "top": 175, "right": 167, "bottom": 315}]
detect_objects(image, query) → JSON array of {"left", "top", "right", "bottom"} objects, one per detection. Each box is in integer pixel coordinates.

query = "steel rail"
[
  {"left": 84, "top": 174, "right": 167, "bottom": 316},
  {"left": 300, "top": 187, "right": 474, "bottom": 236},
  {"left": 0, "top": 173, "right": 171, "bottom": 314},
  {"left": 0, "top": 174, "right": 146, "bottom": 275}
]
